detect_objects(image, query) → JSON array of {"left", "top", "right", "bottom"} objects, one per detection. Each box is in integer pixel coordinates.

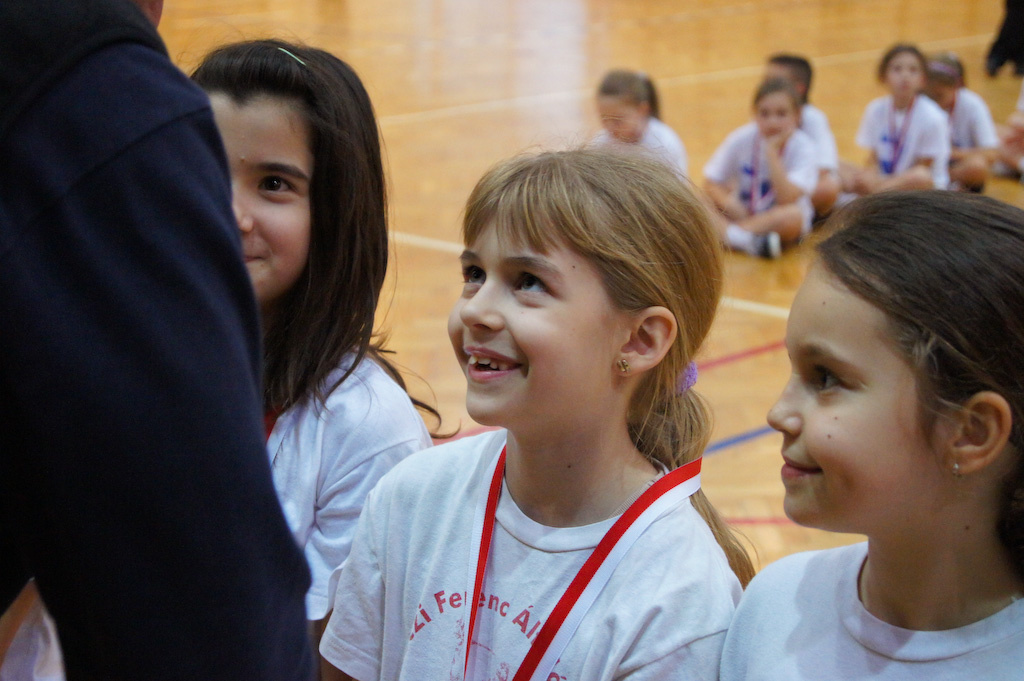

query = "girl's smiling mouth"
[
  {"left": 781, "top": 456, "right": 823, "bottom": 480},
  {"left": 468, "top": 354, "right": 518, "bottom": 372}
]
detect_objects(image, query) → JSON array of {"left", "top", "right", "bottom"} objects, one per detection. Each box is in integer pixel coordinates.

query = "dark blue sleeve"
[{"left": 0, "top": 43, "right": 314, "bottom": 680}]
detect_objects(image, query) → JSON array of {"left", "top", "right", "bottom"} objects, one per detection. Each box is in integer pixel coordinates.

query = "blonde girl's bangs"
[{"left": 462, "top": 151, "right": 613, "bottom": 258}]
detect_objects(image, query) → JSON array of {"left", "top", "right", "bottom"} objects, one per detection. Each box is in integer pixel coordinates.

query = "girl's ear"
[
  {"left": 619, "top": 306, "right": 677, "bottom": 374},
  {"left": 946, "top": 391, "right": 1014, "bottom": 476}
]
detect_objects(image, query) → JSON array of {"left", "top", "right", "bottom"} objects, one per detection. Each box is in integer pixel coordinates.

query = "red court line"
[{"left": 697, "top": 339, "right": 786, "bottom": 371}]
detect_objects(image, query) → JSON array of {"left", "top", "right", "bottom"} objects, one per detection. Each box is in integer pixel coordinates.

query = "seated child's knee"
[
  {"left": 909, "top": 166, "right": 934, "bottom": 189},
  {"left": 812, "top": 175, "right": 839, "bottom": 215}
]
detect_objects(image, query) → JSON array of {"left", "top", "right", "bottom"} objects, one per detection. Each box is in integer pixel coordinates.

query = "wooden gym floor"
[{"left": 160, "top": 0, "right": 1024, "bottom": 571}]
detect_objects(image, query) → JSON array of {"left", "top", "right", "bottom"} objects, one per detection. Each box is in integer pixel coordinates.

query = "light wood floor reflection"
[{"left": 160, "top": 0, "right": 1024, "bottom": 570}]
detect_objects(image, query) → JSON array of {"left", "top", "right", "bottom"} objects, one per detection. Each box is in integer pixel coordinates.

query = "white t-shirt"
[
  {"left": 856, "top": 93, "right": 951, "bottom": 188},
  {"left": 720, "top": 542, "right": 1024, "bottom": 680},
  {"left": 321, "top": 429, "right": 741, "bottom": 681},
  {"left": 269, "top": 354, "right": 432, "bottom": 620},
  {"left": 947, "top": 88, "right": 998, "bottom": 150},
  {"left": 801, "top": 103, "right": 839, "bottom": 171},
  {"left": 593, "top": 116, "right": 689, "bottom": 177},
  {"left": 703, "top": 122, "right": 817, "bottom": 231},
  {"left": 0, "top": 597, "right": 63, "bottom": 681}
]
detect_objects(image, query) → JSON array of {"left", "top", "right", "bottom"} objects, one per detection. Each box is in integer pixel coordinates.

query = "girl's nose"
[
  {"left": 233, "top": 193, "right": 254, "bottom": 233},
  {"left": 458, "top": 282, "right": 504, "bottom": 331},
  {"left": 766, "top": 378, "right": 801, "bottom": 436}
]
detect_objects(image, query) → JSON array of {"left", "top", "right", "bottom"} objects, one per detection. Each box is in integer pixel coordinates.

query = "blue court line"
[{"left": 706, "top": 425, "right": 776, "bottom": 455}]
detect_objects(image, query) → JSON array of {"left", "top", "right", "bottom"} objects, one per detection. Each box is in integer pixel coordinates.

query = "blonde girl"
[{"left": 321, "top": 148, "right": 752, "bottom": 681}]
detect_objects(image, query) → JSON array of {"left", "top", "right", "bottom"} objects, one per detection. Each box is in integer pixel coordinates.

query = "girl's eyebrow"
[
  {"left": 792, "top": 341, "right": 841, "bottom": 363},
  {"left": 458, "top": 250, "right": 563, "bottom": 281},
  {"left": 792, "top": 340, "right": 859, "bottom": 372},
  {"left": 255, "top": 161, "right": 311, "bottom": 181},
  {"left": 504, "top": 255, "right": 560, "bottom": 279}
]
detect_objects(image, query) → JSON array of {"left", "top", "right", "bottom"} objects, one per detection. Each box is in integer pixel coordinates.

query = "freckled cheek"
[{"left": 805, "top": 418, "right": 847, "bottom": 454}]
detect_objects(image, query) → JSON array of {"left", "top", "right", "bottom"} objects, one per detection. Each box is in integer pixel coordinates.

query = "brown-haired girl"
[
  {"left": 703, "top": 78, "right": 818, "bottom": 259},
  {"left": 321, "top": 148, "right": 751, "bottom": 680},
  {"left": 840, "top": 43, "right": 951, "bottom": 197},
  {"left": 593, "top": 69, "right": 689, "bottom": 177},
  {"left": 924, "top": 52, "right": 999, "bottom": 192},
  {"left": 722, "top": 191, "right": 1024, "bottom": 679}
]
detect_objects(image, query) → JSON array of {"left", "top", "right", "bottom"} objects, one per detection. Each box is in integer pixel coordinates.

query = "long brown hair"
[
  {"left": 462, "top": 148, "right": 754, "bottom": 585},
  {"left": 193, "top": 40, "right": 442, "bottom": 429}
]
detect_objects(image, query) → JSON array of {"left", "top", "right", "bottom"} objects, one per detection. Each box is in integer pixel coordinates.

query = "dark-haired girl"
[
  {"left": 722, "top": 191, "right": 1024, "bottom": 679},
  {"left": 193, "top": 40, "right": 438, "bottom": 643}
]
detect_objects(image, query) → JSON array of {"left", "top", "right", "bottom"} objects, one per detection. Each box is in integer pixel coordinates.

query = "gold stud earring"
[{"left": 617, "top": 358, "right": 630, "bottom": 373}]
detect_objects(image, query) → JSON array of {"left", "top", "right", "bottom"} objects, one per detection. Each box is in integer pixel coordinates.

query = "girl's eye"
[
  {"left": 811, "top": 365, "right": 840, "bottom": 391},
  {"left": 462, "top": 265, "right": 485, "bottom": 284},
  {"left": 259, "top": 176, "right": 289, "bottom": 192},
  {"left": 517, "top": 272, "right": 546, "bottom": 292}
]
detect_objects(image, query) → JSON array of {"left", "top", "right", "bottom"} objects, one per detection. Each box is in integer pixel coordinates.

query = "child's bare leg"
[
  {"left": 812, "top": 171, "right": 839, "bottom": 216},
  {"left": 998, "top": 143, "right": 1024, "bottom": 177},
  {"left": 737, "top": 204, "right": 804, "bottom": 243},
  {"left": 897, "top": 165, "right": 935, "bottom": 190},
  {"left": 950, "top": 153, "right": 991, "bottom": 191},
  {"left": 873, "top": 165, "right": 933, "bottom": 192},
  {"left": 838, "top": 160, "right": 863, "bottom": 193}
]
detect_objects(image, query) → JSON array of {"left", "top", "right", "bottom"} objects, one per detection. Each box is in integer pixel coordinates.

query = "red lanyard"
[
  {"left": 463, "top": 446, "right": 702, "bottom": 681},
  {"left": 264, "top": 409, "right": 280, "bottom": 442},
  {"left": 885, "top": 97, "right": 916, "bottom": 172}
]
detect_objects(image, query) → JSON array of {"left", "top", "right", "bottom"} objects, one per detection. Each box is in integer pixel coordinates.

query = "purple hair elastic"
[
  {"left": 677, "top": 361, "right": 698, "bottom": 394},
  {"left": 927, "top": 60, "right": 960, "bottom": 79}
]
